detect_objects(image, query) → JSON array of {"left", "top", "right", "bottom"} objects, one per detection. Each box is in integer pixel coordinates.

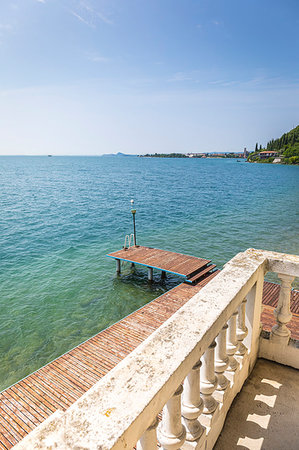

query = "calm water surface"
[{"left": 0, "top": 156, "right": 298, "bottom": 390}]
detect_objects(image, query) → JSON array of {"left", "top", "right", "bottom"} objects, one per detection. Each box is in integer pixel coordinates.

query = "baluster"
[
  {"left": 137, "top": 417, "right": 159, "bottom": 450},
  {"left": 215, "top": 324, "right": 229, "bottom": 391},
  {"left": 271, "top": 273, "right": 295, "bottom": 345},
  {"left": 236, "top": 298, "right": 248, "bottom": 356},
  {"left": 200, "top": 341, "right": 218, "bottom": 415},
  {"left": 243, "top": 276, "right": 264, "bottom": 371},
  {"left": 181, "top": 361, "right": 204, "bottom": 442},
  {"left": 226, "top": 311, "right": 239, "bottom": 372},
  {"left": 157, "top": 385, "right": 186, "bottom": 449}
]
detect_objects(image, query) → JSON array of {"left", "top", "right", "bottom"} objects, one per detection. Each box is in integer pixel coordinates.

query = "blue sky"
[{"left": 0, "top": 0, "right": 298, "bottom": 155}]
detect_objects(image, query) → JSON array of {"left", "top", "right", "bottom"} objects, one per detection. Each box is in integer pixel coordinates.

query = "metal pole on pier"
[{"left": 131, "top": 199, "right": 137, "bottom": 246}]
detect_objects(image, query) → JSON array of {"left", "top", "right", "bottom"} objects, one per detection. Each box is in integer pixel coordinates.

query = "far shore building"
[
  {"left": 186, "top": 153, "right": 206, "bottom": 158},
  {"left": 259, "top": 150, "right": 278, "bottom": 159},
  {"left": 211, "top": 153, "right": 226, "bottom": 157}
]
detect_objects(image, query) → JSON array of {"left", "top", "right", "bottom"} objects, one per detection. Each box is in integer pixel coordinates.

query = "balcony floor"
[{"left": 215, "top": 358, "right": 299, "bottom": 450}]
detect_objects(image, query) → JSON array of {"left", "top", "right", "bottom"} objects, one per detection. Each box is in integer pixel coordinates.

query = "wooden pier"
[
  {"left": 107, "top": 246, "right": 216, "bottom": 284},
  {"left": 0, "top": 247, "right": 298, "bottom": 449}
]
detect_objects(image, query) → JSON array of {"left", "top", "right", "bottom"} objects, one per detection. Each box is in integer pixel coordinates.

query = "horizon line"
[{"left": 0, "top": 151, "right": 246, "bottom": 157}]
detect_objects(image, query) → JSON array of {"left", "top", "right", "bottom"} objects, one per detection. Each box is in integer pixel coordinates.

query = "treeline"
[
  {"left": 141, "top": 153, "right": 188, "bottom": 158},
  {"left": 249, "top": 125, "right": 299, "bottom": 165},
  {"left": 266, "top": 125, "right": 299, "bottom": 153},
  {"left": 140, "top": 152, "right": 243, "bottom": 158}
]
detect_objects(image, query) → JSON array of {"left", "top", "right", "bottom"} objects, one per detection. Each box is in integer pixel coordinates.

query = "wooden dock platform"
[
  {"left": 107, "top": 246, "right": 213, "bottom": 283},
  {"left": 0, "top": 248, "right": 298, "bottom": 448}
]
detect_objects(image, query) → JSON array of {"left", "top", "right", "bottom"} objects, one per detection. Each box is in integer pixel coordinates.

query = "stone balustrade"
[
  {"left": 236, "top": 298, "right": 248, "bottom": 356},
  {"left": 271, "top": 273, "right": 295, "bottom": 344},
  {"left": 226, "top": 311, "right": 239, "bottom": 372},
  {"left": 15, "top": 249, "right": 299, "bottom": 450},
  {"left": 181, "top": 360, "right": 204, "bottom": 442},
  {"left": 215, "top": 324, "right": 229, "bottom": 390}
]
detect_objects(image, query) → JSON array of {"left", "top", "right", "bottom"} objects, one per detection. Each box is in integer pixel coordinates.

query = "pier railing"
[
  {"left": 15, "top": 249, "right": 299, "bottom": 449},
  {"left": 124, "top": 233, "right": 135, "bottom": 249}
]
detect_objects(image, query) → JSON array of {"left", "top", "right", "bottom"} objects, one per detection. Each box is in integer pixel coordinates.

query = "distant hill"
[
  {"left": 101, "top": 152, "right": 135, "bottom": 157},
  {"left": 249, "top": 125, "right": 299, "bottom": 164}
]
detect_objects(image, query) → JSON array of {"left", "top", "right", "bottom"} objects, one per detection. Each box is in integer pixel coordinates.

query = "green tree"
[{"left": 252, "top": 125, "right": 299, "bottom": 165}]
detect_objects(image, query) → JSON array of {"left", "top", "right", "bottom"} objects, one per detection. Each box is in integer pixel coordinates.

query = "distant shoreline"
[{"left": 139, "top": 153, "right": 246, "bottom": 159}]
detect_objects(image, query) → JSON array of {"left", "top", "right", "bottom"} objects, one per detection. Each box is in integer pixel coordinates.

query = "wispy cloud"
[
  {"left": 207, "top": 76, "right": 299, "bottom": 90},
  {"left": 70, "top": 1, "right": 113, "bottom": 27},
  {"left": 208, "top": 80, "right": 226, "bottom": 85},
  {"left": 81, "top": 1, "right": 113, "bottom": 25},
  {"left": 168, "top": 72, "right": 193, "bottom": 82},
  {"left": 71, "top": 10, "right": 94, "bottom": 27},
  {"left": 35, "top": 0, "right": 46, "bottom": 3},
  {"left": 96, "top": 11, "right": 113, "bottom": 25},
  {"left": 0, "top": 23, "right": 14, "bottom": 44},
  {"left": 221, "top": 81, "right": 238, "bottom": 87},
  {"left": 207, "top": 79, "right": 249, "bottom": 88},
  {"left": 167, "top": 71, "right": 299, "bottom": 91},
  {"left": 87, "top": 53, "right": 110, "bottom": 63},
  {"left": 0, "top": 24, "right": 13, "bottom": 30},
  {"left": 168, "top": 70, "right": 201, "bottom": 83}
]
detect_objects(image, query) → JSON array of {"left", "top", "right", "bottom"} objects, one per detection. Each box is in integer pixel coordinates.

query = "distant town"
[
  {"left": 104, "top": 126, "right": 298, "bottom": 165},
  {"left": 139, "top": 148, "right": 250, "bottom": 159},
  {"left": 138, "top": 124, "right": 299, "bottom": 165}
]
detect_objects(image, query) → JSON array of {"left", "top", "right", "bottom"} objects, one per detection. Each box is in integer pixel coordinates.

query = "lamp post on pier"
[{"left": 130, "top": 199, "right": 137, "bottom": 246}]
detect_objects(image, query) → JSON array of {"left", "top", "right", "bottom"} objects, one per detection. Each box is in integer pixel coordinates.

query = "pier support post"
[
  {"left": 116, "top": 259, "right": 121, "bottom": 274},
  {"left": 161, "top": 270, "right": 166, "bottom": 280},
  {"left": 148, "top": 267, "right": 153, "bottom": 282}
]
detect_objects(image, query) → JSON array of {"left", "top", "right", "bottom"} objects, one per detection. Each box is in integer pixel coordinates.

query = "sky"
[{"left": 0, "top": 0, "right": 298, "bottom": 155}]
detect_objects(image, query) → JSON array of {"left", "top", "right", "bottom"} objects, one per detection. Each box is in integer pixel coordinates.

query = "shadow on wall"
[{"left": 214, "top": 358, "right": 299, "bottom": 450}]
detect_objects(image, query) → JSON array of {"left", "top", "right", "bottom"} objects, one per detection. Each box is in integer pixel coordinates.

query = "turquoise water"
[{"left": 0, "top": 156, "right": 298, "bottom": 391}]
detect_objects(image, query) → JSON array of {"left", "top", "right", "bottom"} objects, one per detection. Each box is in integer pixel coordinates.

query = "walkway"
[{"left": 215, "top": 358, "right": 299, "bottom": 449}]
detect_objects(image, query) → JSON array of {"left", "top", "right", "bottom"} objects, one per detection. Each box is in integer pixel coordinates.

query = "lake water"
[{"left": 0, "top": 156, "right": 298, "bottom": 391}]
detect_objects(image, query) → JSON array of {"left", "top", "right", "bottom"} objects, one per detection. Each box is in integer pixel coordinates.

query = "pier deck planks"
[
  {"left": 107, "top": 246, "right": 211, "bottom": 277},
  {"left": 0, "top": 272, "right": 298, "bottom": 448}
]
